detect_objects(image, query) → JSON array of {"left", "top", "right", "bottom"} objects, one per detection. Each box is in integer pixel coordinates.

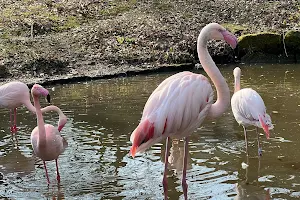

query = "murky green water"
[{"left": 0, "top": 64, "right": 300, "bottom": 199}]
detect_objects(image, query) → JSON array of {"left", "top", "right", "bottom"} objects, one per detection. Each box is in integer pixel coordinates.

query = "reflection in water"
[
  {"left": 235, "top": 155, "right": 271, "bottom": 200},
  {"left": 166, "top": 139, "right": 192, "bottom": 176},
  {"left": 0, "top": 64, "right": 300, "bottom": 199},
  {"left": 0, "top": 146, "right": 35, "bottom": 177}
]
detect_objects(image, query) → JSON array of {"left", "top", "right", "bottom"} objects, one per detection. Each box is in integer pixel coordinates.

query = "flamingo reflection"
[{"left": 235, "top": 155, "right": 271, "bottom": 200}]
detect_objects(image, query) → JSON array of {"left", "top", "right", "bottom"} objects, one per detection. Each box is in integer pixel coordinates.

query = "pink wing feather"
[{"left": 130, "top": 71, "right": 214, "bottom": 156}]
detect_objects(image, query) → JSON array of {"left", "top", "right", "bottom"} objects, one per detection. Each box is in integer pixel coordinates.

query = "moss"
[
  {"left": 284, "top": 30, "right": 300, "bottom": 52},
  {"left": 100, "top": 0, "right": 137, "bottom": 17},
  {"left": 116, "top": 36, "right": 135, "bottom": 45},
  {"left": 222, "top": 23, "right": 247, "bottom": 34},
  {"left": 238, "top": 32, "right": 283, "bottom": 55}
]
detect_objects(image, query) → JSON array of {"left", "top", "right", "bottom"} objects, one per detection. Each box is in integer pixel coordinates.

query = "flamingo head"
[
  {"left": 259, "top": 115, "right": 273, "bottom": 139},
  {"left": 130, "top": 119, "right": 155, "bottom": 158},
  {"left": 203, "top": 23, "right": 238, "bottom": 49},
  {"left": 31, "top": 84, "right": 51, "bottom": 103},
  {"left": 233, "top": 67, "right": 241, "bottom": 78},
  {"left": 58, "top": 114, "right": 68, "bottom": 132}
]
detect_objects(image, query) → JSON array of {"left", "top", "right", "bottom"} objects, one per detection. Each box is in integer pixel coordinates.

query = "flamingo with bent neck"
[
  {"left": 30, "top": 84, "right": 68, "bottom": 184},
  {"left": 129, "top": 23, "right": 237, "bottom": 199},
  {"left": 231, "top": 67, "right": 273, "bottom": 157}
]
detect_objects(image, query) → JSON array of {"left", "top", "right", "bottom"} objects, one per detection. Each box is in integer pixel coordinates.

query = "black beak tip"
[{"left": 46, "top": 94, "right": 51, "bottom": 103}]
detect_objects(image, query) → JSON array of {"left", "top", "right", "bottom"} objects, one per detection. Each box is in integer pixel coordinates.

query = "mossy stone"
[
  {"left": 238, "top": 32, "right": 283, "bottom": 55},
  {"left": 284, "top": 30, "right": 300, "bottom": 53}
]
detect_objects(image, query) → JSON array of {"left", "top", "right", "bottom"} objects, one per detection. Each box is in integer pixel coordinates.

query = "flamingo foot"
[
  {"left": 57, "top": 174, "right": 61, "bottom": 184},
  {"left": 10, "top": 125, "right": 18, "bottom": 134}
]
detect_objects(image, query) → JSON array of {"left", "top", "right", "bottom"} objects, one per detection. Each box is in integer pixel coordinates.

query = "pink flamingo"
[
  {"left": 129, "top": 23, "right": 237, "bottom": 199},
  {"left": 0, "top": 81, "right": 50, "bottom": 133},
  {"left": 30, "top": 84, "right": 68, "bottom": 184},
  {"left": 231, "top": 67, "right": 273, "bottom": 157}
]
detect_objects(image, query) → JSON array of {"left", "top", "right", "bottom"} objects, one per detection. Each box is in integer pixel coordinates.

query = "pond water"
[{"left": 0, "top": 64, "right": 300, "bottom": 199}]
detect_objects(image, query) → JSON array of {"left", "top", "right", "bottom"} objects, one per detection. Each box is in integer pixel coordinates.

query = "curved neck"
[
  {"left": 41, "top": 105, "right": 63, "bottom": 117},
  {"left": 234, "top": 76, "right": 241, "bottom": 93},
  {"left": 197, "top": 33, "right": 230, "bottom": 119},
  {"left": 33, "top": 95, "right": 46, "bottom": 146},
  {"left": 23, "top": 99, "right": 36, "bottom": 113}
]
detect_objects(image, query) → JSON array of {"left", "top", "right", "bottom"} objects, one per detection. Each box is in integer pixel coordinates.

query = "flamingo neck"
[
  {"left": 234, "top": 76, "right": 241, "bottom": 93},
  {"left": 23, "top": 99, "right": 36, "bottom": 113},
  {"left": 33, "top": 95, "right": 47, "bottom": 147},
  {"left": 41, "top": 105, "right": 63, "bottom": 117},
  {"left": 197, "top": 33, "right": 230, "bottom": 119}
]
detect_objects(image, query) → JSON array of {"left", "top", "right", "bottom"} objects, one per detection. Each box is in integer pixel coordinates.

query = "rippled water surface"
[{"left": 1, "top": 64, "right": 300, "bottom": 199}]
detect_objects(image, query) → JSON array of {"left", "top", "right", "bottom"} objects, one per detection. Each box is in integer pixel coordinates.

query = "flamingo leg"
[
  {"left": 256, "top": 127, "right": 262, "bottom": 157},
  {"left": 163, "top": 137, "right": 170, "bottom": 200},
  {"left": 13, "top": 108, "right": 18, "bottom": 132},
  {"left": 43, "top": 161, "right": 50, "bottom": 185},
  {"left": 243, "top": 126, "right": 249, "bottom": 156},
  {"left": 9, "top": 109, "right": 13, "bottom": 133},
  {"left": 182, "top": 137, "right": 189, "bottom": 200},
  {"left": 55, "top": 159, "right": 61, "bottom": 184}
]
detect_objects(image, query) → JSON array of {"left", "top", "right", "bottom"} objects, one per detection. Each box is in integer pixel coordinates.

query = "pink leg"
[
  {"left": 10, "top": 108, "right": 18, "bottom": 134},
  {"left": 163, "top": 137, "right": 170, "bottom": 200},
  {"left": 13, "top": 108, "right": 18, "bottom": 132},
  {"left": 182, "top": 137, "right": 189, "bottom": 200},
  {"left": 55, "top": 159, "right": 61, "bottom": 183},
  {"left": 43, "top": 161, "right": 50, "bottom": 185},
  {"left": 9, "top": 109, "right": 13, "bottom": 133}
]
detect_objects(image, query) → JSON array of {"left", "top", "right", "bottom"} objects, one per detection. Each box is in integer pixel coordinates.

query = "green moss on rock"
[
  {"left": 238, "top": 32, "right": 283, "bottom": 55},
  {"left": 284, "top": 30, "right": 300, "bottom": 52}
]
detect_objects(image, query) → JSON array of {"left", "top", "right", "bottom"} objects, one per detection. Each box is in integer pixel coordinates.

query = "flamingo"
[
  {"left": 231, "top": 67, "right": 273, "bottom": 157},
  {"left": 30, "top": 84, "right": 68, "bottom": 184},
  {"left": 129, "top": 23, "right": 237, "bottom": 199},
  {"left": 0, "top": 81, "right": 50, "bottom": 133}
]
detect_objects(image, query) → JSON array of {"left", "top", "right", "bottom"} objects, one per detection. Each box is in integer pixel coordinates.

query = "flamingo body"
[
  {"left": 31, "top": 124, "right": 67, "bottom": 161},
  {"left": 0, "top": 81, "right": 32, "bottom": 109},
  {"left": 130, "top": 71, "right": 214, "bottom": 154},
  {"left": 231, "top": 88, "right": 273, "bottom": 132}
]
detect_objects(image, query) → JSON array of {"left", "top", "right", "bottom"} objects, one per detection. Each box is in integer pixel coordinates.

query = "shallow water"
[{"left": 0, "top": 64, "right": 300, "bottom": 199}]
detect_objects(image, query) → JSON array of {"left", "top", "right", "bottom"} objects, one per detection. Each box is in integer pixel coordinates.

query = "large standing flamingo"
[
  {"left": 129, "top": 23, "right": 237, "bottom": 199},
  {"left": 0, "top": 81, "right": 50, "bottom": 133},
  {"left": 231, "top": 67, "right": 273, "bottom": 157},
  {"left": 30, "top": 84, "right": 68, "bottom": 184}
]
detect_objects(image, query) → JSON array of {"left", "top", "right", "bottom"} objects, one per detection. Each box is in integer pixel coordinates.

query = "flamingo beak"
[
  {"left": 130, "top": 145, "right": 137, "bottom": 158},
  {"left": 46, "top": 94, "right": 51, "bottom": 103},
  {"left": 58, "top": 125, "right": 63, "bottom": 132},
  {"left": 259, "top": 116, "right": 270, "bottom": 139},
  {"left": 222, "top": 30, "right": 238, "bottom": 49}
]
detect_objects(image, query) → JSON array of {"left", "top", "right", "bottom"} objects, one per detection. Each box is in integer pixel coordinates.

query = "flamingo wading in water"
[
  {"left": 231, "top": 67, "right": 273, "bottom": 157},
  {"left": 30, "top": 84, "right": 68, "bottom": 184},
  {"left": 0, "top": 81, "right": 50, "bottom": 133},
  {"left": 129, "top": 23, "right": 237, "bottom": 199}
]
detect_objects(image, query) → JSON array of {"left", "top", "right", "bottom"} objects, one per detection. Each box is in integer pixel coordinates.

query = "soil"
[{"left": 0, "top": 0, "right": 300, "bottom": 86}]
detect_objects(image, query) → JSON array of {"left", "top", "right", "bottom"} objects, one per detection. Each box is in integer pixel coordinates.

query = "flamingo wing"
[{"left": 130, "top": 71, "right": 214, "bottom": 155}]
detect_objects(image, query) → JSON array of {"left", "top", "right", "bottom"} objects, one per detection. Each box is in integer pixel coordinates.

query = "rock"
[
  {"left": 284, "top": 30, "right": 300, "bottom": 61},
  {"left": 0, "top": 65, "right": 10, "bottom": 78},
  {"left": 238, "top": 32, "right": 283, "bottom": 59}
]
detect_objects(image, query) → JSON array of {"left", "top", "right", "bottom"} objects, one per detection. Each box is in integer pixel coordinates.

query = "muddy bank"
[{"left": 1, "top": 0, "right": 300, "bottom": 85}]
